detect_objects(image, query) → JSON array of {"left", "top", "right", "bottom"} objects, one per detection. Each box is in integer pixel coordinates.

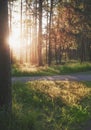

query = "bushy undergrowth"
[
  {"left": 0, "top": 81, "right": 91, "bottom": 130},
  {"left": 12, "top": 62, "right": 91, "bottom": 76},
  {"left": 58, "top": 62, "right": 91, "bottom": 74}
]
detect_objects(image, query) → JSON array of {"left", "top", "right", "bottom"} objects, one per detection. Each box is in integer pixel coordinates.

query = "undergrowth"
[
  {"left": 0, "top": 81, "right": 91, "bottom": 130},
  {"left": 12, "top": 62, "right": 91, "bottom": 76}
]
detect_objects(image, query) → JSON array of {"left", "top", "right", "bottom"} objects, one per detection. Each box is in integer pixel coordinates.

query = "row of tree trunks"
[{"left": 8, "top": 0, "right": 91, "bottom": 65}]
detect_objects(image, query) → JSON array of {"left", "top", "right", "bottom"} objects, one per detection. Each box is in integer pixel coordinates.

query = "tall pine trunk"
[
  {"left": 48, "top": 0, "right": 53, "bottom": 65},
  {"left": 0, "top": 0, "right": 12, "bottom": 111},
  {"left": 20, "top": 0, "right": 23, "bottom": 64},
  {"left": 38, "top": 0, "right": 43, "bottom": 66}
]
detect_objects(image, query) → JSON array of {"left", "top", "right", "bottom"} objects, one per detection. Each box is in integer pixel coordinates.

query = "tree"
[
  {"left": 0, "top": 0, "right": 12, "bottom": 111},
  {"left": 20, "top": 0, "right": 23, "bottom": 64},
  {"left": 48, "top": 0, "right": 53, "bottom": 65},
  {"left": 38, "top": 0, "right": 43, "bottom": 66}
]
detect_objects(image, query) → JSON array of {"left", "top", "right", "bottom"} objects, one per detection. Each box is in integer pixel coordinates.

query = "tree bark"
[
  {"left": 0, "top": 0, "right": 12, "bottom": 110},
  {"left": 38, "top": 0, "right": 43, "bottom": 66},
  {"left": 0, "top": 0, "right": 12, "bottom": 111},
  {"left": 20, "top": 0, "right": 23, "bottom": 64},
  {"left": 48, "top": 0, "right": 53, "bottom": 66}
]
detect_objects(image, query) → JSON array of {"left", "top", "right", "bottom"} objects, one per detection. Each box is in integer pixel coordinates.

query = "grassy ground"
[
  {"left": 12, "top": 62, "right": 91, "bottom": 76},
  {"left": 0, "top": 81, "right": 91, "bottom": 130}
]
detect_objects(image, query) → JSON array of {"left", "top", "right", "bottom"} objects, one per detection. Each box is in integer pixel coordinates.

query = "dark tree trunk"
[
  {"left": 48, "top": 0, "right": 53, "bottom": 66},
  {"left": 45, "top": 0, "right": 49, "bottom": 64},
  {"left": 0, "top": 0, "right": 12, "bottom": 111},
  {"left": 38, "top": 0, "right": 43, "bottom": 66}
]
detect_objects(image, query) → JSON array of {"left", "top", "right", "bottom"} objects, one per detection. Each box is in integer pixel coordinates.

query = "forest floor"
[
  {"left": 12, "top": 72, "right": 91, "bottom": 130},
  {"left": 12, "top": 71, "right": 91, "bottom": 83}
]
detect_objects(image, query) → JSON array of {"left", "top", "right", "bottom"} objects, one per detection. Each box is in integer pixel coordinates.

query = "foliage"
[
  {"left": 12, "top": 62, "right": 91, "bottom": 76},
  {"left": 0, "top": 81, "right": 91, "bottom": 130},
  {"left": 9, "top": 0, "right": 91, "bottom": 65}
]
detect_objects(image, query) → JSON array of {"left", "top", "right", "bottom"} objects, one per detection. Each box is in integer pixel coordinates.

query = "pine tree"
[{"left": 0, "top": 0, "right": 12, "bottom": 111}]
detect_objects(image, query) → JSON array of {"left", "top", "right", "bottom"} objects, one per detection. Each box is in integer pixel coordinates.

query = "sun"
[
  {"left": 9, "top": 28, "right": 21, "bottom": 50},
  {"left": 9, "top": 27, "right": 22, "bottom": 61}
]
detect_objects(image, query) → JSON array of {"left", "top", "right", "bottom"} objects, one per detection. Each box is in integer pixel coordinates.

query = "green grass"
[
  {"left": 12, "top": 62, "right": 91, "bottom": 76},
  {"left": 0, "top": 81, "right": 91, "bottom": 130}
]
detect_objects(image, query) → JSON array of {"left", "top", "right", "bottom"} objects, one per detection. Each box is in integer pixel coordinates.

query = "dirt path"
[{"left": 12, "top": 73, "right": 91, "bottom": 83}]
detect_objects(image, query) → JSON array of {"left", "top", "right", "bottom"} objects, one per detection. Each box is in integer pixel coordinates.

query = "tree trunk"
[
  {"left": 0, "top": 0, "right": 12, "bottom": 111},
  {"left": 9, "top": 0, "right": 14, "bottom": 64},
  {"left": 20, "top": 0, "right": 23, "bottom": 64},
  {"left": 48, "top": 0, "right": 53, "bottom": 66},
  {"left": 38, "top": 0, "right": 43, "bottom": 66}
]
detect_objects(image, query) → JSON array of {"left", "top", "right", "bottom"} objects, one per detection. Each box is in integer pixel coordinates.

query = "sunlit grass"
[
  {"left": 12, "top": 62, "right": 91, "bottom": 76},
  {"left": 1, "top": 81, "right": 91, "bottom": 130},
  {"left": 27, "top": 81, "right": 91, "bottom": 105}
]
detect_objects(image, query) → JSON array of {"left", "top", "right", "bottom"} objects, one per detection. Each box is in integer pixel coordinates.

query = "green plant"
[
  {"left": 12, "top": 62, "right": 91, "bottom": 76},
  {"left": 1, "top": 81, "right": 91, "bottom": 130}
]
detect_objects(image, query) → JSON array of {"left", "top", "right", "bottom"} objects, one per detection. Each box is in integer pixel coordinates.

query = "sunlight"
[
  {"left": 9, "top": 0, "right": 22, "bottom": 54},
  {"left": 9, "top": 28, "right": 21, "bottom": 50},
  {"left": 9, "top": 27, "right": 21, "bottom": 61},
  {"left": 8, "top": 0, "right": 37, "bottom": 63}
]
